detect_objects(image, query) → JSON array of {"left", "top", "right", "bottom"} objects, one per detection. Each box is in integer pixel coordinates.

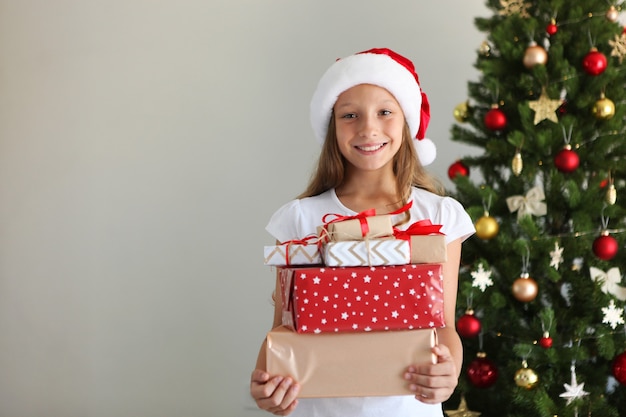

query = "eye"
[
  {"left": 379, "top": 109, "right": 392, "bottom": 116},
  {"left": 340, "top": 113, "right": 357, "bottom": 119}
]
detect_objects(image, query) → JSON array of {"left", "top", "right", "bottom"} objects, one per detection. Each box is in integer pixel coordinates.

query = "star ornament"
[
  {"left": 559, "top": 365, "right": 589, "bottom": 405},
  {"left": 609, "top": 33, "right": 626, "bottom": 63},
  {"left": 549, "top": 241, "right": 564, "bottom": 270},
  {"left": 601, "top": 299, "right": 625, "bottom": 329},
  {"left": 445, "top": 395, "right": 481, "bottom": 417},
  {"left": 499, "top": 0, "right": 531, "bottom": 17},
  {"left": 528, "top": 88, "right": 562, "bottom": 124}
]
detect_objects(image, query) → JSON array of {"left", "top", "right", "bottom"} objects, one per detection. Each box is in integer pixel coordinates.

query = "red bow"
[
  {"left": 393, "top": 219, "right": 443, "bottom": 240},
  {"left": 322, "top": 208, "right": 377, "bottom": 238}
]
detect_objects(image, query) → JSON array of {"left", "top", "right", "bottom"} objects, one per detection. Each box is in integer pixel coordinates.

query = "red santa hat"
[{"left": 309, "top": 47, "right": 436, "bottom": 166}]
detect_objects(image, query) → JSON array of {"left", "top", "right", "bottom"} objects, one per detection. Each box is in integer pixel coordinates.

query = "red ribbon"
[
  {"left": 393, "top": 219, "right": 444, "bottom": 240},
  {"left": 278, "top": 235, "right": 320, "bottom": 266}
]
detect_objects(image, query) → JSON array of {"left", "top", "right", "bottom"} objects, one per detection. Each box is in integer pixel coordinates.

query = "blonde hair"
[{"left": 298, "top": 116, "right": 444, "bottom": 203}]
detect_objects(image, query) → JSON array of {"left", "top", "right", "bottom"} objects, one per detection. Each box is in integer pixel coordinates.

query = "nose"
[{"left": 358, "top": 114, "right": 378, "bottom": 138}]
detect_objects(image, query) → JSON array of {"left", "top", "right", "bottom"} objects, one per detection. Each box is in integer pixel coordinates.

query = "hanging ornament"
[
  {"left": 514, "top": 360, "right": 539, "bottom": 389},
  {"left": 499, "top": 0, "right": 531, "bottom": 17},
  {"left": 467, "top": 352, "right": 499, "bottom": 388},
  {"left": 448, "top": 160, "right": 469, "bottom": 180},
  {"left": 484, "top": 104, "right": 507, "bottom": 131},
  {"left": 523, "top": 41, "right": 548, "bottom": 69},
  {"left": 559, "top": 364, "right": 589, "bottom": 405},
  {"left": 612, "top": 351, "right": 626, "bottom": 385},
  {"left": 549, "top": 241, "right": 564, "bottom": 270},
  {"left": 593, "top": 231, "right": 618, "bottom": 261},
  {"left": 589, "top": 267, "right": 626, "bottom": 301},
  {"left": 582, "top": 47, "right": 608, "bottom": 76},
  {"left": 471, "top": 263, "right": 494, "bottom": 292},
  {"left": 506, "top": 186, "right": 547, "bottom": 221},
  {"left": 475, "top": 212, "right": 499, "bottom": 240},
  {"left": 479, "top": 40, "right": 491, "bottom": 57},
  {"left": 592, "top": 93, "right": 615, "bottom": 120},
  {"left": 528, "top": 87, "right": 561, "bottom": 124},
  {"left": 606, "top": 172, "right": 617, "bottom": 205},
  {"left": 513, "top": 272, "right": 539, "bottom": 302},
  {"left": 512, "top": 150, "right": 523, "bottom": 176},
  {"left": 554, "top": 145, "right": 579, "bottom": 173},
  {"left": 546, "top": 18, "right": 558, "bottom": 36},
  {"left": 606, "top": 5, "right": 620, "bottom": 22},
  {"left": 457, "top": 309, "right": 482, "bottom": 338},
  {"left": 453, "top": 101, "right": 470, "bottom": 123},
  {"left": 602, "top": 299, "right": 625, "bottom": 329},
  {"left": 609, "top": 33, "right": 626, "bottom": 63},
  {"left": 539, "top": 331, "right": 553, "bottom": 349}
]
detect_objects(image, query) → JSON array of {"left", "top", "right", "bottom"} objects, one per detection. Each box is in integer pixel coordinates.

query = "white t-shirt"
[{"left": 265, "top": 187, "right": 475, "bottom": 417}]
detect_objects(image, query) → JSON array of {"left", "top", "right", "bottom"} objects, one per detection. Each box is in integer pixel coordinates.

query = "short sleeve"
[
  {"left": 438, "top": 197, "right": 475, "bottom": 244},
  {"left": 265, "top": 199, "right": 304, "bottom": 242}
]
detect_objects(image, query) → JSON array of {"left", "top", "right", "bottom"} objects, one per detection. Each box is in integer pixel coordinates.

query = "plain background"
[{"left": 0, "top": 1, "right": 489, "bottom": 416}]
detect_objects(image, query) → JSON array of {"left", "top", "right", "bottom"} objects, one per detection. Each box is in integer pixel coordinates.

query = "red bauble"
[
  {"left": 467, "top": 354, "right": 499, "bottom": 388},
  {"left": 457, "top": 310, "right": 481, "bottom": 338},
  {"left": 592, "top": 233, "right": 619, "bottom": 260},
  {"left": 484, "top": 107, "right": 507, "bottom": 131},
  {"left": 546, "top": 21, "right": 558, "bottom": 36},
  {"left": 448, "top": 160, "right": 469, "bottom": 180},
  {"left": 612, "top": 351, "right": 626, "bottom": 385},
  {"left": 554, "top": 146, "right": 579, "bottom": 173},
  {"left": 582, "top": 48, "right": 608, "bottom": 76},
  {"left": 539, "top": 332, "right": 553, "bottom": 349}
]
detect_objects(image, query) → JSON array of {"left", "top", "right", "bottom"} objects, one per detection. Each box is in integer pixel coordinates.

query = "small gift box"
[
  {"left": 266, "top": 325, "right": 437, "bottom": 398},
  {"left": 320, "top": 201, "right": 413, "bottom": 242},
  {"left": 263, "top": 236, "right": 322, "bottom": 266},
  {"left": 279, "top": 264, "right": 445, "bottom": 333},
  {"left": 394, "top": 220, "right": 448, "bottom": 264},
  {"left": 321, "top": 238, "right": 410, "bottom": 267}
]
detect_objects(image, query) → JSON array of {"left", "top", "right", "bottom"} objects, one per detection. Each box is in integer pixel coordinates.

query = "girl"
[{"left": 250, "top": 48, "right": 475, "bottom": 417}]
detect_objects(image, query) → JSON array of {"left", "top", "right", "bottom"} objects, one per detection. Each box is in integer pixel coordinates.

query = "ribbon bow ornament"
[
  {"left": 589, "top": 267, "right": 626, "bottom": 301},
  {"left": 506, "top": 186, "right": 547, "bottom": 221}
]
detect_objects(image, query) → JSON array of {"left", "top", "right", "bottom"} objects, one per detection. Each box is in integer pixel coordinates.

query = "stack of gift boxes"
[{"left": 263, "top": 208, "right": 448, "bottom": 398}]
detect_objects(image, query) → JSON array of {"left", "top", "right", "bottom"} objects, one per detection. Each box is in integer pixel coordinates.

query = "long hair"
[{"left": 298, "top": 115, "right": 444, "bottom": 203}]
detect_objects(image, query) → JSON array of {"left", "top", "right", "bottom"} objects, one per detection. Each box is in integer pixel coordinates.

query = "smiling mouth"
[{"left": 355, "top": 143, "right": 387, "bottom": 152}]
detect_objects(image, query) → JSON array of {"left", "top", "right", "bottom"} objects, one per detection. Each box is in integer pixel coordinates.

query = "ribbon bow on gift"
[
  {"left": 589, "top": 267, "right": 626, "bottom": 301},
  {"left": 278, "top": 235, "right": 321, "bottom": 266},
  {"left": 393, "top": 219, "right": 444, "bottom": 240},
  {"left": 506, "top": 186, "right": 547, "bottom": 221}
]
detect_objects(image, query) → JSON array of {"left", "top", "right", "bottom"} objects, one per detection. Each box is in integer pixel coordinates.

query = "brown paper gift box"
[
  {"left": 322, "top": 215, "right": 393, "bottom": 241},
  {"left": 266, "top": 325, "right": 437, "bottom": 398},
  {"left": 409, "top": 235, "right": 448, "bottom": 263}
]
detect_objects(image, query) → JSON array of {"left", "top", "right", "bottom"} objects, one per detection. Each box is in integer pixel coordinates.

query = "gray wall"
[{"left": 0, "top": 1, "right": 488, "bottom": 416}]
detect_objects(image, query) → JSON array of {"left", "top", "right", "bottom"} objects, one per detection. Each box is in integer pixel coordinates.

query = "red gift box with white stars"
[{"left": 279, "top": 264, "right": 445, "bottom": 334}]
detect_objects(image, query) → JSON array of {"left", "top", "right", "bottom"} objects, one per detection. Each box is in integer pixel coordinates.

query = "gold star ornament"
[
  {"left": 444, "top": 396, "right": 482, "bottom": 417},
  {"left": 499, "top": 0, "right": 531, "bottom": 17},
  {"left": 528, "top": 88, "right": 562, "bottom": 124}
]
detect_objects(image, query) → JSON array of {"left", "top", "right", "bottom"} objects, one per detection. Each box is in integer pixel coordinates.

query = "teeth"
[{"left": 357, "top": 144, "right": 385, "bottom": 152}]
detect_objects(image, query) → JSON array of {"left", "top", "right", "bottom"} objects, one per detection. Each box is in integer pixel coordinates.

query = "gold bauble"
[
  {"left": 453, "top": 101, "right": 470, "bottom": 123},
  {"left": 514, "top": 365, "right": 539, "bottom": 389},
  {"left": 607, "top": 5, "right": 619, "bottom": 22},
  {"left": 592, "top": 95, "right": 615, "bottom": 120},
  {"left": 475, "top": 213, "right": 499, "bottom": 240},
  {"left": 511, "top": 151, "right": 523, "bottom": 176},
  {"left": 512, "top": 273, "right": 538, "bottom": 302},
  {"left": 523, "top": 43, "right": 548, "bottom": 68},
  {"left": 479, "top": 40, "right": 491, "bottom": 56},
  {"left": 606, "top": 184, "right": 617, "bottom": 205}
]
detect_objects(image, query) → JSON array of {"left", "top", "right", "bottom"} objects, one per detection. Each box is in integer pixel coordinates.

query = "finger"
[
  {"left": 265, "top": 378, "right": 300, "bottom": 413},
  {"left": 251, "top": 369, "right": 271, "bottom": 384},
  {"left": 252, "top": 376, "right": 284, "bottom": 403}
]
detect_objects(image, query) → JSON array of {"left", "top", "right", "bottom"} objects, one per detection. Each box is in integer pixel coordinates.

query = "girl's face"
[{"left": 333, "top": 84, "right": 405, "bottom": 173}]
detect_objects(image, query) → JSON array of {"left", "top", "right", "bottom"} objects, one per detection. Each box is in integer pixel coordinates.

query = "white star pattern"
[
  {"left": 550, "top": 242, "right": 564, "bottom": 270},
  {"left": 471, "top": 263, "right": 493, "bottom": 292},
  {"left": 602, "top": 300, "right": 625, "bottom": 329},
  {"left": 559, "top": 365, "right": 589, "bottom": 405},
  {"left": 285, "top": 265, "right": 445, "bottom": 333}
]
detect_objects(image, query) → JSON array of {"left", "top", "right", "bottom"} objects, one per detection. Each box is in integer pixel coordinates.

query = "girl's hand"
[
  {"left": 403, "top": 344, "right": 458, "bottom": 404},
  {"left": 250, "top": 369, "right": 300, "bottom": 415}
]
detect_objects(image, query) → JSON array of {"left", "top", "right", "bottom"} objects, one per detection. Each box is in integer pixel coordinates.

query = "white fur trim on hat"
[{"left": 309, "top": 50, "right": 436, "bottom": 165}]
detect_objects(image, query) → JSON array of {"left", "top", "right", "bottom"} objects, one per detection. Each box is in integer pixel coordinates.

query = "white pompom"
[{"left": 414, "top": 137, "right": 436, "bottom": 166}]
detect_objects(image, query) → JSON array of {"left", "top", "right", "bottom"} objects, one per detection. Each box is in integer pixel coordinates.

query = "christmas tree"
[{"left": 445, "top": 1, "right": 626, "bottom": 417}]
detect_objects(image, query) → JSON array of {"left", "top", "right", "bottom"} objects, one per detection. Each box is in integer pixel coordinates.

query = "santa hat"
[{"left": 310, "top": 48, "right": 436, "bottom": 166}]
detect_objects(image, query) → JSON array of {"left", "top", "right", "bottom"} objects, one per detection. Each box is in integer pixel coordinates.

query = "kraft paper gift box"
[
  {"left": 266, "top": 325, "right": 437, "bottom": 398},
  {"left": 393, "top": 220, "right": 448, "bottom": 264},
  {"left": 279, "top": 264, "right": 445, "bottom": 334},
  {"left": 264, "top": 238, "right": 322, "bottom": 266},
  {"left": 320, "top": 214, "right": 394, "bottom": 242},
  {"left": 321, "top": 238, "right": 411, "bottom": 267}
]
